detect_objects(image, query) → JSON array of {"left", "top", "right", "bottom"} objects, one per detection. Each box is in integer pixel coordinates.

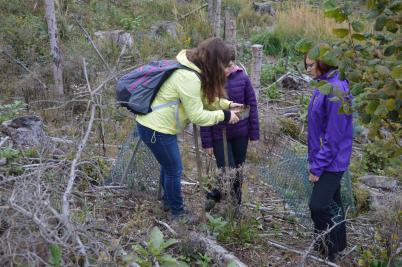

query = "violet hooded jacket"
[
  {"left": 308, "top": 70, "right": 353, "bottom": 177},
  {"left": 200, "top": 67, "right": 260, "bottom": 148}
]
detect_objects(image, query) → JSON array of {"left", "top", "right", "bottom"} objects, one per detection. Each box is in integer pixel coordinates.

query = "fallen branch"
[
  {"left": 266, "top": 240, "right": 340, "bottom": 267},
  {"left": 61, "top": 59, "right": 96, "bottom": 266},
  {"left": 155, "top": 219, "right": 178, "bottom": 236},
  {"left": 189, "top": 232, "right": 247, "bottom": 267}
]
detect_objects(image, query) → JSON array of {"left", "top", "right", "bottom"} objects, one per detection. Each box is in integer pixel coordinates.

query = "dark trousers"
[
  {"left": 210, "top": 136, "right": 248, "bottom": 204},
  {"left": 309, "top": 171, "right": 347, "bottom": 255}
]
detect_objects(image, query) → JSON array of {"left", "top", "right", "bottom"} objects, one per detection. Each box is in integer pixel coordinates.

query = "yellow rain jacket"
[{"left": 136, "top": 50, "right": 231, "bottom": 134}]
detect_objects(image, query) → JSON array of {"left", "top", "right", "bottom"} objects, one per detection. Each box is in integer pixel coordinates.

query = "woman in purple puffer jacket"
[
  {"left": 305, "top": 44, "right": 353, "bottom": 263},
  {"left": 200, "top": 47, "right": 259, "bottom": 209}
]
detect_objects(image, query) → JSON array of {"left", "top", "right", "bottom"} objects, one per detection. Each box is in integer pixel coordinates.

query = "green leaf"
[
  {"left": 333, "top": 28, "right": 349, "bottom": 38},
  {"left": 366, "top": 101, "right": 379, "bottom": 114},
  {"left": 374, "top": 15, "right": 387, "bottom": 31},
  {"left": 324, "top": 8, "right": 346, "bottom": 22},
  {"left": 391, "top": 65, "right": 402, "bottom": 79},
  {"left": 374, "top": 104, "right": 388, "bottom": 117},
  {"left": 321, "top": 51, "right": 337, "bottom": 67},
  {"left": 159, "top": 254, "right": 178, "bottom": 264},
  {"left": 352, "top": 33, "right": 365, "bottom": 41},
  {"left": 368, "top": 0, "right": 375, "bottom": 9},
  {"left": 308, "top": 46, "right": 320, "bottom": 60},
  {"left": 295, "top": 39, "right": 313, "bottom": 53},
  {"left": 347, "top": 70, "right": 362, "bottom": 83},
  {"left": 329, "top": 96, "right": 341, "bottom": 102},
  {"left": 161, "top": 239, "right": 179, "bottom": 250},
  {"left": 334, "top": 11, "right": 347, "bottom": 23},
  {"left": 384, "top": 46, "right": 396, "bottom": 56},
  {"left": 352, "top": 21, "right": 365, "bottom": 33},
  {"left": 385, "top": 20, "right": 399, "bottom": 33},
  {"left": 323, "top": 0, "right": 337, "bottom": 10},
  {"left": 385, "top": 98, "right": 396, "bottom": 111},
  {"left": 309, "top": 80, "right": 318, "bottom": 87},
  {"left": 149, "top": 227, "right": 164, "bottom": 251},
  {"left": 49, "top": 244, "right": 62, "bottom": 267},
  {"left": 318, "top": 83, "right": 333, "bottom": 95}
]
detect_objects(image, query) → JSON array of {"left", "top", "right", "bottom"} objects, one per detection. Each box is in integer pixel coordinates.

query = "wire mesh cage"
[
  {"left": 108, "top": 126, "right": 161, "bottom": 199},
  {"left": 260, "top": 140, "right": 355, "bottom": 227}
]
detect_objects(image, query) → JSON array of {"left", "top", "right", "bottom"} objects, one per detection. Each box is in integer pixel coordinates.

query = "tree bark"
[
  {"left": 44, "top": 0, "right": 64, "bottom": 96},
  {"left": 224, "top": 9, "right": 236, "bottom": 44},
  {"left": 251, "top": 44, "right": 263, "bottom": 100},
  {"left": 207, "top": 0, "right": 215, "bottom": 26},
  {"left": 213, "top": 0, "right": 221, "bottom": 37}
]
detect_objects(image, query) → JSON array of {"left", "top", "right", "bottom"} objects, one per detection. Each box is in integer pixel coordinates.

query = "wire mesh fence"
[
  {"left": 108, "top": 126, "right": 161, "bottom": 198},
  {"left": 260, "top": 139, "right": 355, "bottom": 227},
  {"left": 108, "top": 126, "right": 355, "bottom": 227}
]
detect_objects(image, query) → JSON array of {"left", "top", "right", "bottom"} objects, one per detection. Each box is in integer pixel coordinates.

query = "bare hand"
[
  {"left": 309, "top": 173, "right": 320, "bottom": 182},
  {"left": 228, "top": 111, "right": 240, "bottom": 124},
  {"left": 230, "top": 102, "right": 244, "bottom": 110},
  {"left": 205, "top": 148, "right": 213, "bottom": 156}
]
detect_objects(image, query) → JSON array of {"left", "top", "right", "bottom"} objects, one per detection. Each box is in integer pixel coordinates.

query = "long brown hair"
[{"left": 187, "top": 38, "right": 231, "bottom": 104}]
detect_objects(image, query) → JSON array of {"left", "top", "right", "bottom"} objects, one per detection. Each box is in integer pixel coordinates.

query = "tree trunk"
[
  {"left": 207, "top": 0, "right": 215, "bottom": 26},
  {"left": 224, "top": 9, "right": 236, "bottom": 44},
  {"left": 251, "top": 44, "right": 263, "bottom": 100},
  {"left": 44, "top": 0, "right": 64, "bottom": 96},
  {"left": 213, "top": 0, "right": 221, "bottom": 37}
]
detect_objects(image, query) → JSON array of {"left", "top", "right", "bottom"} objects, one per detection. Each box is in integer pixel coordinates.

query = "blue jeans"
[{"left": 137, "top": 123, "right": 184, "bottom": 215}]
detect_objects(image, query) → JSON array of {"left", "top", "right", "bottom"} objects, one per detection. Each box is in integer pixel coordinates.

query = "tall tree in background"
[{"left": 44, "top": 0, "right": 64, "bottom": 96}]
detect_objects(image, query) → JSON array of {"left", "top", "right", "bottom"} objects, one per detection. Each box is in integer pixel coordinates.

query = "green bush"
[
  {"left": 362, "top": 140, "right": 402, "bottom": 178},
  {"left": 251, "top": 32, "right": 283, "bottom": 56}
]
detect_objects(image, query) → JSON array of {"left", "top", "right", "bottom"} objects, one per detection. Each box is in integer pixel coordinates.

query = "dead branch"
[
  {"left": 61, "top": 59, "right": 97, "bottom": 265},
  {"left": 73, "top": 16, "right": 116, "bottom": 81},
  {"left": 299, "top": 208, "right": 350, "bottom": 267},
  {"left": 266, "top": 240, "right": 341, "bottom": 267},
  {"left": 178, "top": 3, "right": 208, "bottom": 20},
  {"left": 189, "top": 231, "right": 247, "bottom": 267},
  {"left": 154, "top": 219, "right": 178, "bottom": 236}
]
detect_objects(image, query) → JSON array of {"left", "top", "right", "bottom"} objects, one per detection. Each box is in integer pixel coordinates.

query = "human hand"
[
  {"left": 228, "top": 111, "right": 240, "bottom": 124},
  {"left": 308, "top": 173, "right": 320, "bottom": 182},
  {"left": 229, "top": 102, "right": 244, "bottom": 112}
]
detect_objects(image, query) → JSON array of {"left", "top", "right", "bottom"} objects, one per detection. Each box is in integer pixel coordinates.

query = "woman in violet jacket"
[
  {"left": 200, "top": 46, "right": 259, "bottom": 209},
  {"left": 305, "top": 44, "right": 353, "bottom": 263}
]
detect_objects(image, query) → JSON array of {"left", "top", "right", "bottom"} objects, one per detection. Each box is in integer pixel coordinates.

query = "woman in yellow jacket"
[{"left": 136, "top": 38, "right": 241, "bottom": 221}]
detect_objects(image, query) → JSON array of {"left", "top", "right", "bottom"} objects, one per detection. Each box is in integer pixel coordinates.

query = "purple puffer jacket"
[
  {"left": 200, "top": 67, "right": 259, "bottom": 148},
  {"left": 308, "top": 70, "right": 353, "bottom": 177}
]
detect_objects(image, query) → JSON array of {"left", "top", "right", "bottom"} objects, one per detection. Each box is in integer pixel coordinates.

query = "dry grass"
[{"left": 274, "top": 3, "right": 343, "bottom": 42}]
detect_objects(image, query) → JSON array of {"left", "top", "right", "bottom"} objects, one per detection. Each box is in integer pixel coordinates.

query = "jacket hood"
[
  {"left": 229, "top": 65, "right": 243, "bottom": 74},
  {"left": 176, "top": 49, "right": 202, "bottom": 74}
]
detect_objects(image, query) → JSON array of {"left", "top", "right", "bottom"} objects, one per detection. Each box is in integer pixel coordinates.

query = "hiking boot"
[
  {"left": 327, "top": 253, "right": 339, "bottom": 263},
  {"left": 206, "top": 188, "right": 222, "bottom": 202},
  {"left": 169, "top": 210, "right": 199, "bottom": 224}
]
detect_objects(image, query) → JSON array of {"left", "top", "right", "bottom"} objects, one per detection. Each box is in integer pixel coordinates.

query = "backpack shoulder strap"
[{"left": 177, "top": 64, "right": 202, "bottom": 81}]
